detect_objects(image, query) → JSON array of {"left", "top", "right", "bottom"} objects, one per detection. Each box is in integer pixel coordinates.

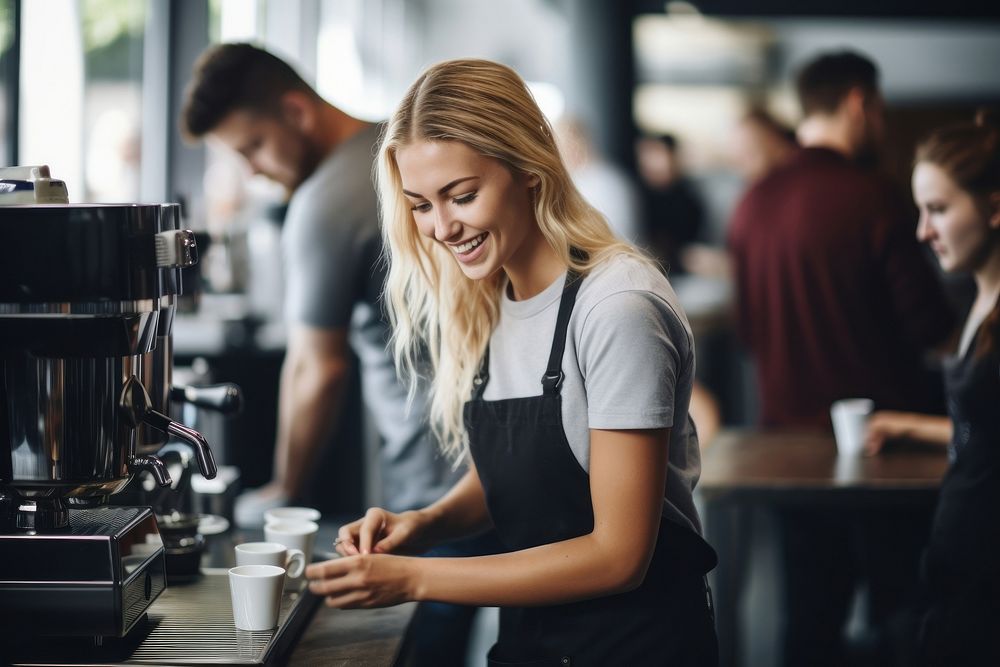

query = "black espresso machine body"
[{"left": 0, "top": 198, "right": 215, "bottom": 638}]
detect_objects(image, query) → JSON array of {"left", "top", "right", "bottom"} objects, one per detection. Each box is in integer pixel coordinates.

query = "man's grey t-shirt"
[
  {"left": 483, "top": 254, "right": 704, "bottom": 534},
  {"left": 282, "top": 123, "right": 460, "bottom": 512}
]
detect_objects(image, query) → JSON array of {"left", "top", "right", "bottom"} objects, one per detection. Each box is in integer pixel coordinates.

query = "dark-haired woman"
[{"left": 866, "top": 113, "right": 1000, "bottom": 665}]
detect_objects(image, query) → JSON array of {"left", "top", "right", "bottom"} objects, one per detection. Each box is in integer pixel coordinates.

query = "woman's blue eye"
[{"left": 411, "top": 202, "right": 431, "bottom": 213}]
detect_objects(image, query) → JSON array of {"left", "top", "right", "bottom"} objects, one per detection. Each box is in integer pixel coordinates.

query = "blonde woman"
[{"left": 305, "top": 59, "right": 718, "bottom": 666}]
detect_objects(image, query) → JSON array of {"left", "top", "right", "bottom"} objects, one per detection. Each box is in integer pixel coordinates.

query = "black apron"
[
  {"left": 464, "top": 273, "right": 719, "bottom": 667},
  {"left": 917, "top": 325, "right": 1000, "bottom": 665}
]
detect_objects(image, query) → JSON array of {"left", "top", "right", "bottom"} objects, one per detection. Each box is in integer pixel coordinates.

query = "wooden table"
[
  {"left": 288, "top": 602, "right": 416, "bottom": 666},
  {"left": 698, "top": 430, "right": 948, "bottom": 667}
]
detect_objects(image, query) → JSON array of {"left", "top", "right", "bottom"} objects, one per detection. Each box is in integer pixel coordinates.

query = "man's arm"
[{"left": 273, "top": 324, "right": 352, "bottom": 498}]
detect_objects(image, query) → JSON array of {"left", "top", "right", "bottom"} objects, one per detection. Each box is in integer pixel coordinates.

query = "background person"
[
  {"left": 636, "top": 133, "right": 707, "bottom": 274},
  {"left": 866, "top": 112, "right": 1000, "bottom": 665},
  {"left": 554, "top": 113, "right": 645, "bottom": 244},
  {"left": 729, "top": 108, "right": 798, "bottom": 185},
  {"left": 306, "top": 58, "right": 718, "bottom": 666}
]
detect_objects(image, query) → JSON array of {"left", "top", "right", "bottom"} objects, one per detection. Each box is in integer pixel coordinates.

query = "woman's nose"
[
  {"left": 434, "top": 210, "right": 461, "bottom": 242},
  {"left": 915, "top": 213, "right": 932, "bottom": 242}
]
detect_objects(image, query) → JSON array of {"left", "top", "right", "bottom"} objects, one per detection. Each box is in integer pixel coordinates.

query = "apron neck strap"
[
  {"left": 541, "top": 271, "right": 582, "bottom": 396},
  {"left": 472, "top": 346, "right": 490, "bottom": 400},
  {"left": 471, "top": 269, "right": 584, "bottom": 400}
]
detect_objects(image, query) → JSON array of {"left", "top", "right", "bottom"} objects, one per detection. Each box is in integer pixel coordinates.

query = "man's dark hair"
[
  {"left": 181, "top": 43, "right": 315, "bottom": 140},
  {"left": 795, "top": 51, "right": 879, "bottom": 118}
]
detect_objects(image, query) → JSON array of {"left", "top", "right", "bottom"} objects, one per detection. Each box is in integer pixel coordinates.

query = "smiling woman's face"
[
  {"left": 913, "top": 161, "right": 993, "bottom": 274},
  {"left": 396, "top": 140, "right": 539, "bottom": 282}
]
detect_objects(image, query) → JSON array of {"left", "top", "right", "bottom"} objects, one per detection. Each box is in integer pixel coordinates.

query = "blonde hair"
[{"left": 376, "top": 58, "right": 648, "bottom": 462}]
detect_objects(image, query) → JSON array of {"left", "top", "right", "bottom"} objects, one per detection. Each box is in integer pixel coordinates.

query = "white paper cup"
[
  {"left": 830, "top": 398, "right": 874, "bottom": 457},
  {"left": 264, "top": 507, "right": 321, "bottom": 526},
  {"left": 235, "top": 542, "right": 306, "bottom": 579},
  {"left": 264, "top": 519, "right": 318, "bottom": 569},
  {"left": 228, "top": 565, "right": 285, "bottom": 631}
]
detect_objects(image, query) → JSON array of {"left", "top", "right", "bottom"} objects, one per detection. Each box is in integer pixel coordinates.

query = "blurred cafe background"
[{"left": 2, "top": 1, "right": 999, "bottom": 665}]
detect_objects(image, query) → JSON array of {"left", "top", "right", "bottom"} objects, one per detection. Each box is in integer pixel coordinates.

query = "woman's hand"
[
  {"left": 865, "top": 411, "right": 915, "bottom": 455},
  {"left": 305, "top": 554, "right": 421, "bottom": 608},
  {"left": 864, "top": 411, "right": 952, "bottom": 455},
  {"left": 334, "top": 507, "right": 435, "bottom": 557}
]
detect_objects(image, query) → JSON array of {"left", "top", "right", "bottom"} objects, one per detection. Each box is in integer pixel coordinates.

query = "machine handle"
[
  {"left": 131, "top": 454, "right": 173, "bottom": 487},
  {"left": 170, "top": 383, "right": 243, "bottom": 415},
  {"left": 155, "top": 229, "right": 198, "bottom": 268}
]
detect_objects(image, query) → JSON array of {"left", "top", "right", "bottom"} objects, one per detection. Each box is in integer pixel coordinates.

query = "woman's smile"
[{"left": 449, "top": 232, "right": 490, "bottom": 261}]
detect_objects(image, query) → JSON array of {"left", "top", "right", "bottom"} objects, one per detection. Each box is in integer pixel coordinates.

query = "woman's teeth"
[{"left": 453, "top": 233, "right": 487, "bottom": 254}]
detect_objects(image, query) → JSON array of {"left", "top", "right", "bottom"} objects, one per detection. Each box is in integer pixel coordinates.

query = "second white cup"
[
  {"left": 264, "top": 506, "right": 321, "bottom": 526},
  {"left": 235, "top": 541, "right": 306, "bottom": 579},
  {"left": 264, "top": 519, "right": 318, "bottom": 568},
  {"left": 830, "top": 398, "right": 875, "bottom": 457},
  {"left": 228, "top": 564, "right": 285, "bottom": 631}
]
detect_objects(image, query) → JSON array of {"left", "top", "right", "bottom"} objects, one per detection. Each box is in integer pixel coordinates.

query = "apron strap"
[
  {"left": 472, "top": 346, "right": 491, "bottom": 400},
  {"left": 472, "top": 269, "right": 584, "bottom": 401},
  {"left": 541, "top": 272, "right": 582, "bottom": 396}
]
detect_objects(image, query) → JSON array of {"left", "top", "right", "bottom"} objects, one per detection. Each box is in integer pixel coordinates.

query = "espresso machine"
[
  {"left": 128, "top": 202, "right": 243, "bottom": 583},
  {"left": 0, "top": 170, "right": 219, "bottom": 640}
]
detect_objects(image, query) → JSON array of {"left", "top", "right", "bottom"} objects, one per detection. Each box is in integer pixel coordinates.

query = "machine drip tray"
[{"left": 5, "top": 569, "right": 322, "bottom": 666}]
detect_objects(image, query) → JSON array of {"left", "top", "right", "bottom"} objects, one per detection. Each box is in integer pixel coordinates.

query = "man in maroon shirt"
[{"left": 729, "top": 52, "right": 955, "bottom": 666}]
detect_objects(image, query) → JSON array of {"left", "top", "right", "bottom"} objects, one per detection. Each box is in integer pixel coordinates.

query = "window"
[
  {"left": 0, "top": 0, "right": 14, "bottom": 166},
  {"left": 19, "top": 0, "right": 147, "bottom": 202}
]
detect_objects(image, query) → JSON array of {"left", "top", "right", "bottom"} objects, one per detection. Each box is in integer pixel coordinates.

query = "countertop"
[{"left": 288, "top": 602, "right": 415, "bottom": 666}]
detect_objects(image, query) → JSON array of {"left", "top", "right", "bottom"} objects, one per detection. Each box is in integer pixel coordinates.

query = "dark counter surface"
[
  {"left": 289, "top": 602, "right": 415, "bottom": 666},
  {"left": 2, "top": 519, "right": 414, "bottom": 667}
]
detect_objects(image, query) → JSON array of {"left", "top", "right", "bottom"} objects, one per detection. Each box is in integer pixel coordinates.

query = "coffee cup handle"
[{"left": 284, "top": 548, "right": 306, "bottom": 578}]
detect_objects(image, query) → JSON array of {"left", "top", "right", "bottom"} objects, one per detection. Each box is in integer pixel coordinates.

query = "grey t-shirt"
[
  {"left": 482, "top": 254, "right": 704, "bottom": 533},
  {"left": 282, "top": 123, "right": 460, "bottom": 512}
]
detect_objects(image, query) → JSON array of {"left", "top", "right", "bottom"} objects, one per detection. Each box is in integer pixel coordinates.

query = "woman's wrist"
[{"left": 404, "top": 555, "right": 429, "bottom": 602}]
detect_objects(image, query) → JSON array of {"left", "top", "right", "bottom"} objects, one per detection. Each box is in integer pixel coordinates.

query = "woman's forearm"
[
  {"left": 896, "top": 413, "right": 953, "bottom": 446},
  {"left": 410, "top": 529, "right": 649, "bottom": 607},
  {"left": 416, "top": 467, "right": 494, "bottom": 543},
  {"left": 867, "top": 411, "right": 953, "bottom": 453}
]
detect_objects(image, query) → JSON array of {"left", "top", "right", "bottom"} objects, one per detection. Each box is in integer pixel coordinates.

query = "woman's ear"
[
  {"left": 525, "top": 172, "right": 540, "bottom": 189},
  {"left": 989, "top": 192, "right": 1000, "bottom": 230}
]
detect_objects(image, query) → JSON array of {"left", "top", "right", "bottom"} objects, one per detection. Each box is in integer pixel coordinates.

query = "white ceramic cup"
[
  {"left": 830, "top": 398, "right": 875, "bottom": 457},
  {"left": 228, "top": 564, "right": 285, "bottom": 631},
  {"left": 235, "top": 542, "right": 306, "bottom": 579},
  {"left": 264, "top": 506, "right": 321, "bottom": 526},
  {"left": 264, "top": 519, "right": 318, "bottom": 568}
]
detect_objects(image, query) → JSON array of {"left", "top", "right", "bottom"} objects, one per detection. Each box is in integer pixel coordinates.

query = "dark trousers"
[
  {"left": 777, "top": 505, "right": 932, "bottom": 667},
  {"left": 399, "top": 531, "right": 507, "bottom": 667},
  {"left": 914, "top": 599, "right": 1000, "bottom": 666}
]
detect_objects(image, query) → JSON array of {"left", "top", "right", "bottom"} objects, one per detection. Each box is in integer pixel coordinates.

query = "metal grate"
[
  {"left": 7, "top": 570, "right": 321, "bottom": 666},
  {"left": 126, "top": 570, "right": 317, "bottom": 665},
  {"left": 70, "top": 507, "right": 145, "bottom": 535}
]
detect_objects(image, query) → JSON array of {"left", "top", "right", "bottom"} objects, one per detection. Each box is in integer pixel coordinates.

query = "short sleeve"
[
  {"left": 283, "top": 208, "right": 362, "bottom": 327},
  {"left": 577, "top": 290, "right": 691, "bottom": 430}
]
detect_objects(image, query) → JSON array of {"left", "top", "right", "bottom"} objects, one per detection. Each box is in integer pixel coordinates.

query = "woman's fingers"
[
  {"left": 373, "top": 527, "right": 408, "bottom": 554},
  {"left": 335, "top": 523, "right": 361, "bottom": 556},
  {"left": 305, "top": 557, "right": 377, "bottom": 607},
  {"left": 358, "top": 508, "right": 388, "bottom": 555}
]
